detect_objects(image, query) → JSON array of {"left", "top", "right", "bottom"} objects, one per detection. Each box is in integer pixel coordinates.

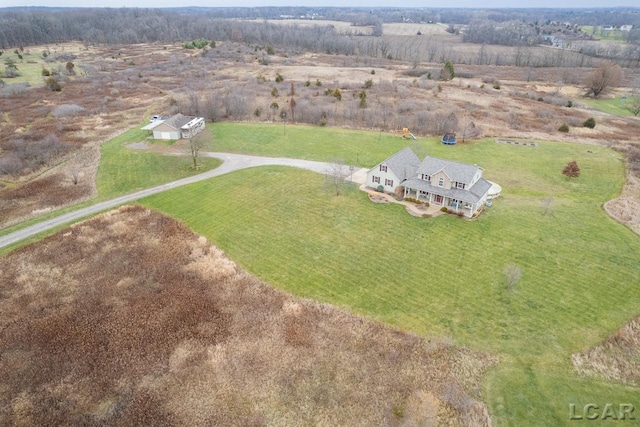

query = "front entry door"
[{"left": 434, "top": 195, "right": 443, "bottom": 205}]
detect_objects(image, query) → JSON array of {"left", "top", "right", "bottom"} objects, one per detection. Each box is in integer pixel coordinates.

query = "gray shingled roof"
[
  {"left": 383, "top": 147, "right": 421, "bottom": 181},
  {"left": 402, "top": 177, "right": 492, "bottom": 204},
  {"left": 162, "top": 113, "right": 193, "bottom": 130},
  {"left": 416, "top": 156, "right": 481, "bottom": 184}
]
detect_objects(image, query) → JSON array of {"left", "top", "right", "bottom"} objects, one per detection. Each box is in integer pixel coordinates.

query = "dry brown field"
[
  {"left": 572, "top": 315, "right": 640, "bottom": 387},
  {"left": 2, "top": 39, "right": 640, "bottom": 228},
  {"left": 0, "top": 205, "right": 497, "bottom": 426}
]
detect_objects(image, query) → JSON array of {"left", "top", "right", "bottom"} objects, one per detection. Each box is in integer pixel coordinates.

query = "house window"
[
  {"left": 423, "top": 174, "right": 430, "bottom": 181},
  {"left": 379, "top": 164, "right": 388, "bottom": 172},
  {"left": 438, "top": 177, "right": 444, "bottom": 187},
  {"left": 372, "top": 176, "right": 380, "bottom": 184},
  {"left": 456, "top": 182, "right": 465, "bottom": 189},
  {"left": 385, "top": 179, "right": 394, "bottom": 187}
]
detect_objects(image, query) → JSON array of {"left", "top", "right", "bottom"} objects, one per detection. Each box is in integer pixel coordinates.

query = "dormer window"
[
  {"left": 379, "top": 164, "right": 388, "bottom": 172},
  {"left": 456, "top": 182, "right": 465, "bottom": 189},
  {"left": 423, "top": 174, "right": 430, "bottom": 181},
  {"left": 438, "top": 177, "right": 444, "bottom": 187}
]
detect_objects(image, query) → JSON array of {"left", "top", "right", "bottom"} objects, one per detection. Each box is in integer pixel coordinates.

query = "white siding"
[{"left": 366, "top": 162, "right": 400, "bottom": 192}]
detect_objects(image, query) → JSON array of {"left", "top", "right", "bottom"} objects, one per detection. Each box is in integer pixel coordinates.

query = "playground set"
[{"left": 401, "top": 128, "right": 417, "bottom": 140}]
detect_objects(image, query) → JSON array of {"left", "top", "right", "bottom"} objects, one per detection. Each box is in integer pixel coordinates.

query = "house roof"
[
  {"left": 141, "top": 122, "right": 162, "bottom": 131},
  {"left": 161, "top": 113, "right": 193, "bottom": 131},
  {"left": 381, "top": 147, "right": 421, "bottom": 181},
  {"left": 416, "top": 156, "right": 481, "bottom": 184},
  {"left": 403, "top": 177, "right": 492, "bottom": 204}
]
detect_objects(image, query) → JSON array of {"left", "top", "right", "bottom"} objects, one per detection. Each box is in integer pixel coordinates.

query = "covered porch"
[{"left": 403, "top": 187, "right": 475, "bottom": 217}]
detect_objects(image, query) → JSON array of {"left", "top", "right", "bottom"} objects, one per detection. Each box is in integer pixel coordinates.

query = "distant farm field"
[{"left": 141, "top": 126, "right": 640, "bottom": 425}]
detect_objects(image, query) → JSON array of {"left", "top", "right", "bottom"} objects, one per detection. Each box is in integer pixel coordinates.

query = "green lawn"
[
  {"left": 212, "top": 122, "right": 414, "bottom": 167},
  {"left": 96, "top": 127, "right": 221, "bottom": 199},
  {"left": 0, "top": 126, "right": 220, "bottom": 239},
  {"left": 140, "top": 132, "right": 640, "bottom": 426},
  {"left": 2, "top": 52, "right": 66, "bottom": 86},
  {"left": 580, "top": 97, "right": 636, "bottom": 116}
]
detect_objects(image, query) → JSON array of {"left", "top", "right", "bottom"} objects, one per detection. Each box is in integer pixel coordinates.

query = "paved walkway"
[
  {"left": 359, "top": 184, "right": 444, "bottom": 217},
  {"left": 0, "top": 153, "right": 365, "bottom": 250}
]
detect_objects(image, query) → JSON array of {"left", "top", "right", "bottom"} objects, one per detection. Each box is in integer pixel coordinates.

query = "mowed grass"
[
  {"left": 580, "top": 96, "right": 636, "bottom": 116},
  {"left": 0, "top": 126, "right": 220, "bottom": 240},
  {"left": 1, "top": 52, "right": 66, "bottom": 86},
  {"left": 212, "top": 121, "right": 414, "bottom": 167},
  {"left": 96, "top": 127, "right": 220, "bottom": 198},
  {"left": 141, "top": 129, "right": 640, "bottom": 426}
]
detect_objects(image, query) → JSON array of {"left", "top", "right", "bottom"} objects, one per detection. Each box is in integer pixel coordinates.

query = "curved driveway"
[{"left": 0, "top": 153, "right": 362, "bottom": 250}]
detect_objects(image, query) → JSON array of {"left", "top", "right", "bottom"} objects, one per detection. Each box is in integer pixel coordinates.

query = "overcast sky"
[{"left": 3, "top": 1, "right": 639, "bottom": 8}]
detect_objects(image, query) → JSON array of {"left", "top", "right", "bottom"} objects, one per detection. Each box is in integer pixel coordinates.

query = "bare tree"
[
  {"left": 540, "top": 196, "right": 554, "bottom": 216},
  {"left": 326, "top": 158, "right": 349, "bottom": 196},
  {"left": 289, "top": 83, "right": 297, "bottom": 123},
  {"left": 503, "top": 264, "right": 522, "bottom": 291},
  {"left": 584, "top": 61, "right": 623, "bottom": 98},
  {"left": 188, "top": 131, "right": 208, "bottom": 169},
  {"left": 562, "top": 161, "right": 581, "bottom": 179},
  {"left": 65, "top": 61, "right": 75, "bottom": 75}
]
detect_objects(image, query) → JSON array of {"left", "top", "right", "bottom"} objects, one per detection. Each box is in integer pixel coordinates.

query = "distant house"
[
  {"left": 141, "top": 114, "right": 205, "bottom": 140},
  {"left": 367, "top": 147, "right": 494, "bottom": 218}
]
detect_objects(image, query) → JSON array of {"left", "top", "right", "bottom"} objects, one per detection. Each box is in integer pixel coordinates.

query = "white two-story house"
[{"left": 367, "top": 147, "right": 494, "bottom": 218}]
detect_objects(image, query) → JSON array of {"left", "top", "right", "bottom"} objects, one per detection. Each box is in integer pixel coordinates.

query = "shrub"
[
  {"left": 271, "top": 87, "right": 279, "bottom": 97},
  {"left": 275, "top": 73, "right": 283, "bottom": 83},
  {"left": 332, "top": 88, "right": 342, "bottom": 101},
  {"left": 558, "top": 124, "right": 569, "bottom": 133},
  {"left": 315, "top": 79, "right": 322, "bottom": 86},
  {"left": 537, "top": 97, "right": 544, "bottom": 102},
  {"left": 183, "top": 38, "right": 209, "bottom": 49},
  {"left": 254, "top": 108, "right": 261, "bottom": 117},
  {"left": 443, "top": 60, "right": 455, "bottom": 80},
  {"left": 270, "top": 102, "right": 279, "bottom": 110},
  {"left": 364, "top": 79, "right": 373, "bottom": 89},
  {"left": 45, "top": 77, "right": 61, "bottom": 92},
  {"left": 583, "top": 117, "right": 596, "bottom": 129},
  {"left": 493, "top": 83, "right": 501, "bottom": 90},
  {"left": 377, "top": 185, "right": 384, "bottom": 192},
  {"left": 265, "top": 45, "right": 275, "bottom": 55},
  {"left": 320, "top": 117, "right": 327, "bottom": 127},
  {"left": 52, "top": 104, "right": 84, "bottom": 118},
  {"left": 566, "top": 100, "right": 573, "bottom": 108},
  {"left": 440, "top": 207, "right": 448, "bottom": 212},
  {"left": 371, "top": 69, "right": 375, "bottom": 75},
  {"left": 304, "top": 80, "right": 311, "bottom": 87},
  {"left": 41, "top": 68, "right": 50, "bottom": 76}
]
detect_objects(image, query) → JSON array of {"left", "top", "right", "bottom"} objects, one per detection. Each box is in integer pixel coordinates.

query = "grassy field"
[
  {"left": 212, "top": 121, "right": 414, "bottom": 167},
  {"left": 0, "top": 126, "right": 220, "bottom": 240},
  {"left": 140, "top": 127, "right": 640, "bottom": 425},
  {"left": 96, "top": 127, "right": 220, "bottom": 198},
  {"left": 580, "top": 26, "right": 628, "bottom": 43},
  {"left": 1, "top": 51, "right": 65, "bottom": 86},
  {"left": 580, "top": 97, "right": 636, "bottom": 116}
]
